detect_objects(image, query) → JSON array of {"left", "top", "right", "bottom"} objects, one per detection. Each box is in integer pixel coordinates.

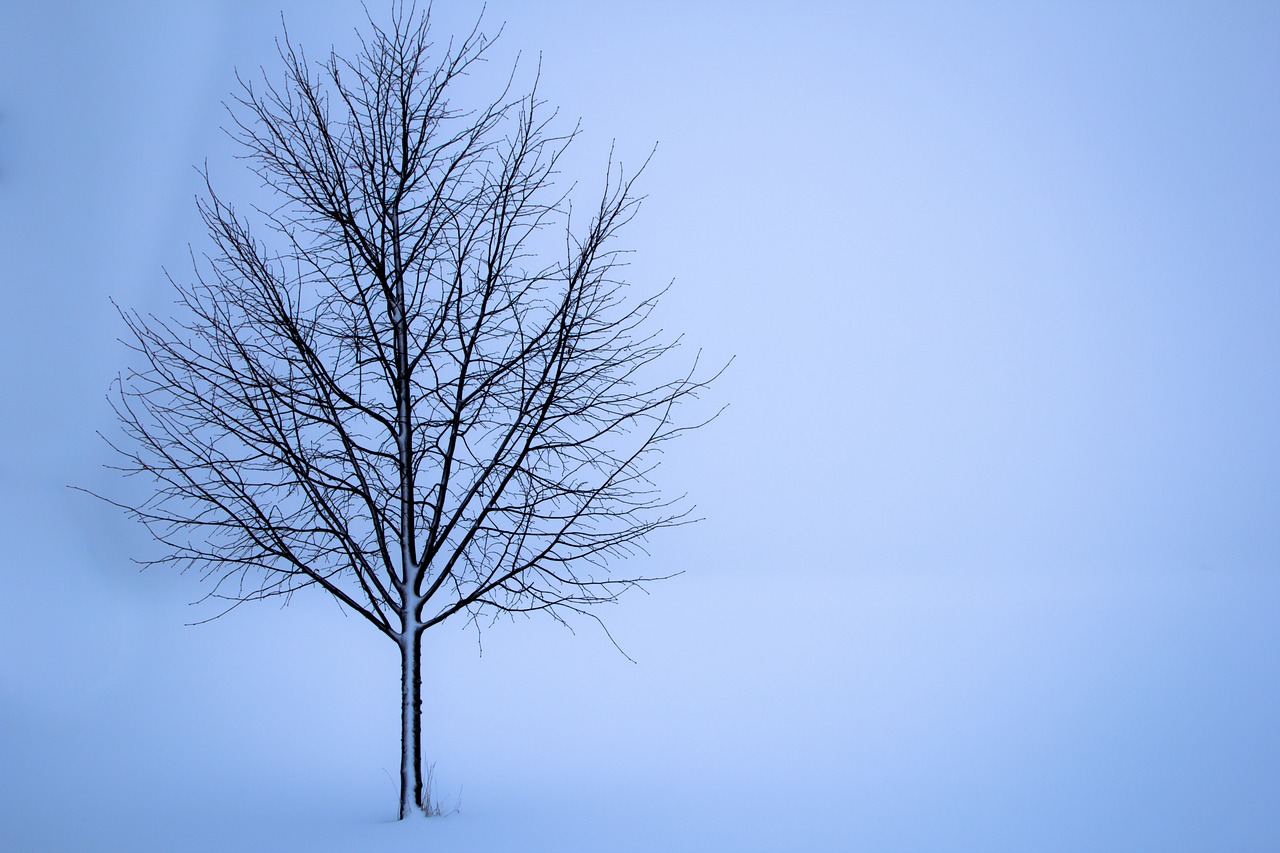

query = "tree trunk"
[{"left": 399, "top": 626, "right": 424, "bottom": 818}]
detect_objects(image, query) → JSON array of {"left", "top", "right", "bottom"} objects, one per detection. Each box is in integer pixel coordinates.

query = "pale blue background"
[{"left": 2, "top": 2, "right": 1278, "bottom": 850}]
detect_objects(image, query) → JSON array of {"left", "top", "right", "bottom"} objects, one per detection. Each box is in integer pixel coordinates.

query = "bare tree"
[{"left": 96, "top": 6, "right": 718, "bottom": 819}]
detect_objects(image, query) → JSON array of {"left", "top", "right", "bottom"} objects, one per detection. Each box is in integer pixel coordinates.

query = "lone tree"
[{"left": 100, "top": 7, "right": 717, "bottom": 818}]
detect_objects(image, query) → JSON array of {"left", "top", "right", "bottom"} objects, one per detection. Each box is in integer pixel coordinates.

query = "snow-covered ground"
[{"left": 4, "top": 478, "right": 1278, "bottom": 851}]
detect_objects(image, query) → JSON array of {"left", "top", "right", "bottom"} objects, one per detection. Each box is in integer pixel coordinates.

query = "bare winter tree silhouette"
[{"left": 94, "top": 6, "right": 720, "bottom": 818}]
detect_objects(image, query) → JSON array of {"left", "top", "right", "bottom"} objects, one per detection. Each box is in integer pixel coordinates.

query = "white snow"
[{"left": 3, "top": 503, "right": 1279, "bottom": 852}]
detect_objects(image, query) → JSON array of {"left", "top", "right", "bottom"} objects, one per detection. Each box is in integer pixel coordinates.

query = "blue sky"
[{"left": 2, "top": 2, "right": 1278, "bottom": 850}]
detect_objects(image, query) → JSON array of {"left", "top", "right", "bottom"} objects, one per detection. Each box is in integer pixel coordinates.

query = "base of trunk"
[{"left": 399, "top": 627, "right": 425, "bottom": 819}]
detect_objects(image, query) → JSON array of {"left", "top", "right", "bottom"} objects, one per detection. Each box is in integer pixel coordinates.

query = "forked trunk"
[{"left": 399, "top": 626, "right": 425, "bottom": 818}]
